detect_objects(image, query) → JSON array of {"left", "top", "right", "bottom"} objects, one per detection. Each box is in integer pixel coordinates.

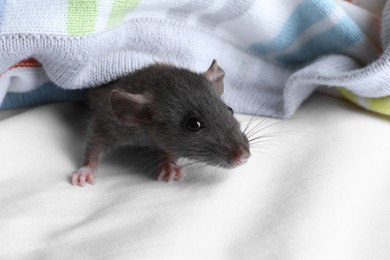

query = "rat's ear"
[
  {"left": 109, "top": 89, "right": 153, "bottom": 126},
  {"left": 204, "top": 59, "right": 225, "bottom": 96}
]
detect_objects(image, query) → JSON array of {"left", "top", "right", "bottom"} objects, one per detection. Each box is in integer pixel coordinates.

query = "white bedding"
[{"left": 1, "top": 94, "right": 390, "bottom": 260}]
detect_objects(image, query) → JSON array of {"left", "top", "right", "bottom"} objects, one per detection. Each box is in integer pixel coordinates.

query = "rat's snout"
[{"left": 231, "top": 144, "right": 251, "bottom": 166}]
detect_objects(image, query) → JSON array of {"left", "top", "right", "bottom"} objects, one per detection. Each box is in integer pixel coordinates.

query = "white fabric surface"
[{"left": 1, "top": 94, "right": 390, "bottom": 259}]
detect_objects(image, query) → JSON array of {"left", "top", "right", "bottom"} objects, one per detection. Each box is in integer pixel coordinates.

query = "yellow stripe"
[
  {"left": 366, "top": 96, "right": 390, "bottom": 116},
  {"left": 338, "top": 87, "right": 359, "bottom": 104},
  {"left": 339, "top": 87, "right": 390, "bottom": 116}
]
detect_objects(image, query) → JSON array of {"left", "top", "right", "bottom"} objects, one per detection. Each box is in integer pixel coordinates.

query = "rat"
[{"left": 71, "top": 60, "right": 251, "bottom": 186}]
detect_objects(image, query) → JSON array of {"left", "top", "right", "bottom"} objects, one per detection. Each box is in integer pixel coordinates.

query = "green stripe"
[
  {"left": 67, "top": 0, "right": 98, "bottom": 35},
  {"left": 107, "top": 0, "right": 139, "bottom": 29}
]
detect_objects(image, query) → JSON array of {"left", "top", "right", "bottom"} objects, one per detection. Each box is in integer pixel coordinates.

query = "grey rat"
[{"left": 71, "top": 60, "right": 251, "bottom": 186}]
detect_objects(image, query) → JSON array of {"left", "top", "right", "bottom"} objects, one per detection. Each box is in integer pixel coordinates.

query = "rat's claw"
[
  {"left": 157, "top": 162, "right": 184, "bottom": 183},
  {"left": 71, "top": 166, "right": 96, "bottom": 187}
]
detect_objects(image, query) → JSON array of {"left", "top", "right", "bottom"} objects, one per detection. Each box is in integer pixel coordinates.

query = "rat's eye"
[
  {"left": 227, "top": 106, "right": 234, "bottom": 114},
  {"left": 186, "top": 117, "right": 204, "bottom": 132}
]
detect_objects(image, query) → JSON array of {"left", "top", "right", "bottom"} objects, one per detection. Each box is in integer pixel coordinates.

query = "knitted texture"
[{"left": 0, "top": 0, "right": 389, "bottom": 118}]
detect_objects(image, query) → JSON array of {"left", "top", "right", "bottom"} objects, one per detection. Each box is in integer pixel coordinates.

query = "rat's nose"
[{"left": 232, "top": 146, "right": 251, "bottom": 166}]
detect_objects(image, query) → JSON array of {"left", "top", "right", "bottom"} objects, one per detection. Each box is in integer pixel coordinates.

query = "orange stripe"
[
  {"left": 0, "top": 58, "right": 42, "bottom": 77},
  {"left": 7, "top": 58, "right": 42, "bottom": 70}
]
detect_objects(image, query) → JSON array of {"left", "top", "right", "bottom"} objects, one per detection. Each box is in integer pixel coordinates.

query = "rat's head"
[{"left": 109, "top": 60, "right": 250, "bottom": 168}]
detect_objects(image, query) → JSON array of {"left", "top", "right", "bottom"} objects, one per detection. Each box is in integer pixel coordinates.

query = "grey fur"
[{"left": 86, "top": 61, "right": 250, "bottom": 169}]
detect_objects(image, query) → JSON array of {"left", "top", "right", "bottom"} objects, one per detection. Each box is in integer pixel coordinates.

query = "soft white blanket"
[
  {"left": 1, "top": 0, "right": 390, "bottom": 118},
  {"left": 1, "top": 94, "right": 390, "bottom": 259}
]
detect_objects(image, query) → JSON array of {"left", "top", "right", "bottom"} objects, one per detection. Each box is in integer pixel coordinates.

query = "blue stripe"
[
  {"left": 0, "top": 0, "right": 6, "bottom": 31},
  {"left": 250, "top": 0, "right": 337, "bottom": 55},
  {"left": 0, "top": 82, "right": 86, "bottom": 110},
  {"left": 275, "top": 16, "right": 363, "bottom": 64}
]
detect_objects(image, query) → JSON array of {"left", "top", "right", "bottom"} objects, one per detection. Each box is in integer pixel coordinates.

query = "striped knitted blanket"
[{"left": 1, "top": 0, "right": 390, "bottom": 118}]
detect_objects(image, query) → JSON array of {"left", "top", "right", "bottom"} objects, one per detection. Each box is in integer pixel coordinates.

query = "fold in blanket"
[{"left": 0, "top": 0, "right": 389, "bottom": 118}]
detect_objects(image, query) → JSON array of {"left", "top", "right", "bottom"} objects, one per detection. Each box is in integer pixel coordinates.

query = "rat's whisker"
[
  {"left": 245, "top": 117, "right": 273, "bottom": 137},
  {"left": 246, "top": 119, "right": 288, "bottom": 139},
  {"left": 246, "top": 118, "right": 278, "bottom": 138},
  {"left": 249, "top": 142, "right": 278, "bottom": 153},
  {"left": 249, "top": 136, "right": 305, "bottom": 149},
  {"left": 135, "top": 149, "right": 159, "bottom": 158},
  {"left": 242, "top": 99, "right": 276, "bottom": 136},
  {"left": 179, "top": 158, "right": 215, "bottom": 168},
  {"left": 140, "top": 157, "right": 162, "bottom": 179},
  {"left": 248, "top": 130, "right": 306, "bottom": 142}
]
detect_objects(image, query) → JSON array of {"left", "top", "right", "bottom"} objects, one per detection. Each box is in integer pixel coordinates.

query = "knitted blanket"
[{"left": 1, "top": 0, "right": 390, "bottom": 118}]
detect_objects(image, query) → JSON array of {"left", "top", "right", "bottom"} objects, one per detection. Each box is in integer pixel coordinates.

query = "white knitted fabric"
[{"left": 0, "top": 0, "right": 389, "bottom": 118}]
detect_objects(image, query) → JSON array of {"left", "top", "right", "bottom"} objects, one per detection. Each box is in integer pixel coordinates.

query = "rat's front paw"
[
  {"left": 71, "top": 166, "right": 97, "bottom": 187},
  {"left": 157, "top": 161, "right": 184, "bottom": 183}
]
